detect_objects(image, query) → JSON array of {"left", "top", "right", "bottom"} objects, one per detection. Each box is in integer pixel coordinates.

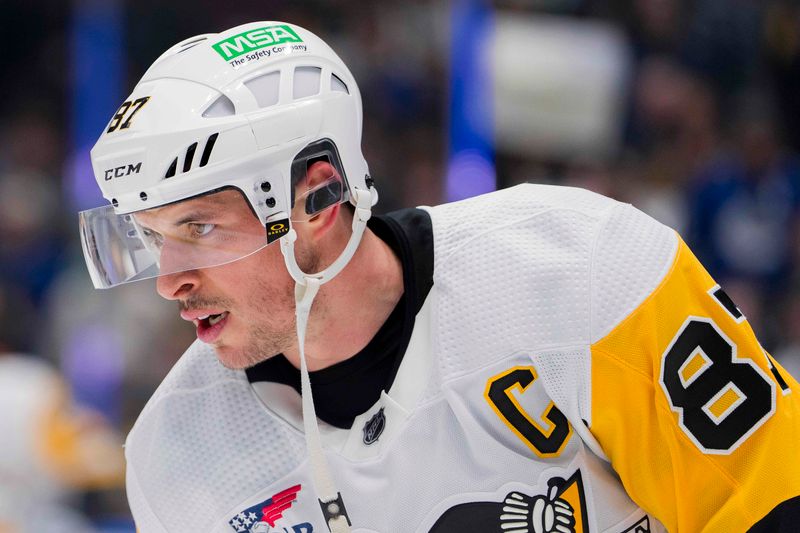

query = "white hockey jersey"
[{"left": 125, "top": 184, "right": 800, "bottom": 532}]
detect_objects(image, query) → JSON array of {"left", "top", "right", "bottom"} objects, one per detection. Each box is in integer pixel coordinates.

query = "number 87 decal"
[{"left": 659, "top": 314, "right": 777, "bottom": 455}]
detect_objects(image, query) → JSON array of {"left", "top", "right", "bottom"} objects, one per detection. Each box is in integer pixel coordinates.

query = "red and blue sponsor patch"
[{"left": 228, "top": 484, "right": 313, "bottom": 532}]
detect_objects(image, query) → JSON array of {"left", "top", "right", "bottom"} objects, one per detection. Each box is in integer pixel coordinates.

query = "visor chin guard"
[{"left": 280, "top": 186, "right": 374, "bottom": 287}]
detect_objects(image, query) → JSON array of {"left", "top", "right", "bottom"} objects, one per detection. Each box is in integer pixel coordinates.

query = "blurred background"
[{"left": 1, "top": 0, "right": 799, "bottom": 529}]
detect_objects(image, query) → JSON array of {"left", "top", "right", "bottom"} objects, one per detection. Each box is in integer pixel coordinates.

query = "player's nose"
[
  {"left": 156, "top": 269, "right": 199, "bottom": 301},
  {"left": 154, "top": 238, "right": 201, "bottom": 300}
]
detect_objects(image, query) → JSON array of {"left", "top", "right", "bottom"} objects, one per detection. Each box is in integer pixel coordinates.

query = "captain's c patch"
[{"left": 485, "top": 365, "right": 573, "bottom": 458}]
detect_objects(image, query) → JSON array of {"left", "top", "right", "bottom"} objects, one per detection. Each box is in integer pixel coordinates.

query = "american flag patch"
[{"left": 228, "top": 484, "right": 302, "bottom": 532}]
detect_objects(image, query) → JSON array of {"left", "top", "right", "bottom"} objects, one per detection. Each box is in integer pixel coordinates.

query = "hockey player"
[
  {"left": 78, "top": 21, "right": 800, "bottom": 533},
  {"left": 0, "top": 354, "right": 125, "bottom": 532}
]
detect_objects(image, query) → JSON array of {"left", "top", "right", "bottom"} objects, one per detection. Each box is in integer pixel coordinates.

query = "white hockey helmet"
[{"left": 79, "top": 21, "right": 377, "bottom": 289}]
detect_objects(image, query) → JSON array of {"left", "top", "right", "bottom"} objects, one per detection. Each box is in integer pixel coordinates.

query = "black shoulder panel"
[{"left": 748, "top": 496, "right": 800, "bottom": 532}]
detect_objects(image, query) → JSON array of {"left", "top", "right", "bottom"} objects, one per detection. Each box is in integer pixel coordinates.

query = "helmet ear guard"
[
  {"left": 301, "top": 178, "right": 344, "bottom": 217},
  {"left": 290, "top": 138, "right": 351, "bottom": 219},
  {"left": 282, "top": 137, "right": 375, "bottom": 286}
]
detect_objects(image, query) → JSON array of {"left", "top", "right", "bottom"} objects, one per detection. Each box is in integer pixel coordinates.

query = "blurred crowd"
[
  {"left": 1, "top": 0, "right": 799, "bottom": 529},
  {"left": 497, "top": 0, "right": 800, "bottom": 377}
]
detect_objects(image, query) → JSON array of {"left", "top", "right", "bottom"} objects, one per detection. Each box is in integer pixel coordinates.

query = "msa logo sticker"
[
  {"left": 104, "top": 162, "right": 142, "bottom": 181},
  {"left": 213, "top": 25, "right": 305, "bottom": 66},
  {"left": 228, "top": 484, "right": 313, "bottom": 532},
  {"left": 362, "top": 407, "right": 385, "bottom": 445},
  {"left": 429, "top": 470, "right": 590, "bottom": 532}
]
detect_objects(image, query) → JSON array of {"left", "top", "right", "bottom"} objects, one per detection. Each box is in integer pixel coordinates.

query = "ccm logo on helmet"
[{"left": 104, "top": 162, "right": 142, "bottom": 181}]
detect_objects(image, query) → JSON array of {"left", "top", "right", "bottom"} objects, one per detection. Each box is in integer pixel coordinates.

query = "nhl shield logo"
[{"left": 363, "top": 408, "right": 386, "bottom": 445}]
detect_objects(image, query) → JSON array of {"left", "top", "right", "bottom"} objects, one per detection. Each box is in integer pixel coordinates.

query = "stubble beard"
[
  {"left": 215, "top": 276, "right": 295, "bottom": 370},
  {"left": 219, "top": 245, "right": 322, "bottom": 370}
]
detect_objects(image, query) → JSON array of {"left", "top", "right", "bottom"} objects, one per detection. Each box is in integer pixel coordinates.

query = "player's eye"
[
  {"left": 141, "top": 227, "right": 164, "bottom": 247},
  {"left": 188, "top": 223, "right": 215, "bottom": 238}
]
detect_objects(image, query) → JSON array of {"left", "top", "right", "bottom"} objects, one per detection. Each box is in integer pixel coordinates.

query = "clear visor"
[{"left": 79, "top": 163, "right": 346, "bottom": 289}]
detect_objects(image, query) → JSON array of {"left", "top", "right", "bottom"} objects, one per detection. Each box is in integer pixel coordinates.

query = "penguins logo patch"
[
  {"left": 428, "top": 471, "right": 589, "bottom": 532},
  {"left": 620, "top": 516, "right": 651, "bottom": 533}
]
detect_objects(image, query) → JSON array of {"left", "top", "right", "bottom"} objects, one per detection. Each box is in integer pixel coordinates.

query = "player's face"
[{"left": 136, "top": 189, "right": 314, "bottom": 369}]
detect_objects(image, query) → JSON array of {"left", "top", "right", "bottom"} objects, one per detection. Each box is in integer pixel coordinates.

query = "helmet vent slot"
[
  {"left": 165, "top": 157, "right": 178, "bottom": 178},
  {"left": 199, "top": 133, "right": 219, "bottom": 167},
  {"left": 177, "top": 36, "right": 208, "bottom": 54},
  {"left": 294, "top": 66, "right": 321, "bottom": 99},
  {"left": 183, "top": 142, "right": 198, "bottom": 172},
  {"left": 245, "top": 71, "right": 281, "bottom": 109},
  {"left": 331, "top": 74, "right": 349, "bottom": 94},
  {"left": 202, "top": 95, "right": 235, "bottom": 118}
]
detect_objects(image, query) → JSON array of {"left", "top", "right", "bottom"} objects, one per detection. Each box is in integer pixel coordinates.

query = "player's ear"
[{"left": 292, "top": 160, "right": 343, "bottom": 242}]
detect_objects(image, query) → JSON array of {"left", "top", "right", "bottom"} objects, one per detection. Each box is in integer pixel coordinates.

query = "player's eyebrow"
[{"left": 173, "top": 209, "right": 218, "bottom": 226}]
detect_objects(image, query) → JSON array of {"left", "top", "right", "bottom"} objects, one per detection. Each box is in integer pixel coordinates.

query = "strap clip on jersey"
[
  {"left": 281, "top": 187, "right": 374, "bottom": 287},
  {"left": 319, "top": 492, "right": 351, "bottom": 532}
]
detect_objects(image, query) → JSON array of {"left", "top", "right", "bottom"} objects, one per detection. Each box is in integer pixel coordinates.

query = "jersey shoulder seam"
[
  {"left": 589, "top": 204, "right": 680, "bottom": 343},
  {"left": 587, "top": 201, "right": 623, "bottom": 347}
]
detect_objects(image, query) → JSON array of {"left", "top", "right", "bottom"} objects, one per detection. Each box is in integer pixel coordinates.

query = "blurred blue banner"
[
  {"left": 66, "top": 0, "right": 126, "bottom": 424},
  {"left": 68, "top": 0, "right": 124, "bottom": 211},
  {"left": 446, "top": 0, "right": 496, "bottom": 201}
]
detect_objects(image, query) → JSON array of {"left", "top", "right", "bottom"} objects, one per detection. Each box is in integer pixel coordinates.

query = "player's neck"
[{"left": 283, "top": 226, "right": 404, "bottom": 371}]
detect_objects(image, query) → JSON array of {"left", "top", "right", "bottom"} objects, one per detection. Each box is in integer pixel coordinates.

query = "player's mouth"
[
  {"left": 196, "top": 312, "right": 229, "bottom": 343},
  {"left": 181, "top": 310, "right": 230, "bottom": 343}
]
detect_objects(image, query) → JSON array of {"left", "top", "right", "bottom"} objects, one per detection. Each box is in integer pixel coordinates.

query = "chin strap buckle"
[
  {"left": 351, "top": 187, "right": 373, "bottom": 226},
  {"left": 319, "top": 493, "right": 351, "bottom": 532}
]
